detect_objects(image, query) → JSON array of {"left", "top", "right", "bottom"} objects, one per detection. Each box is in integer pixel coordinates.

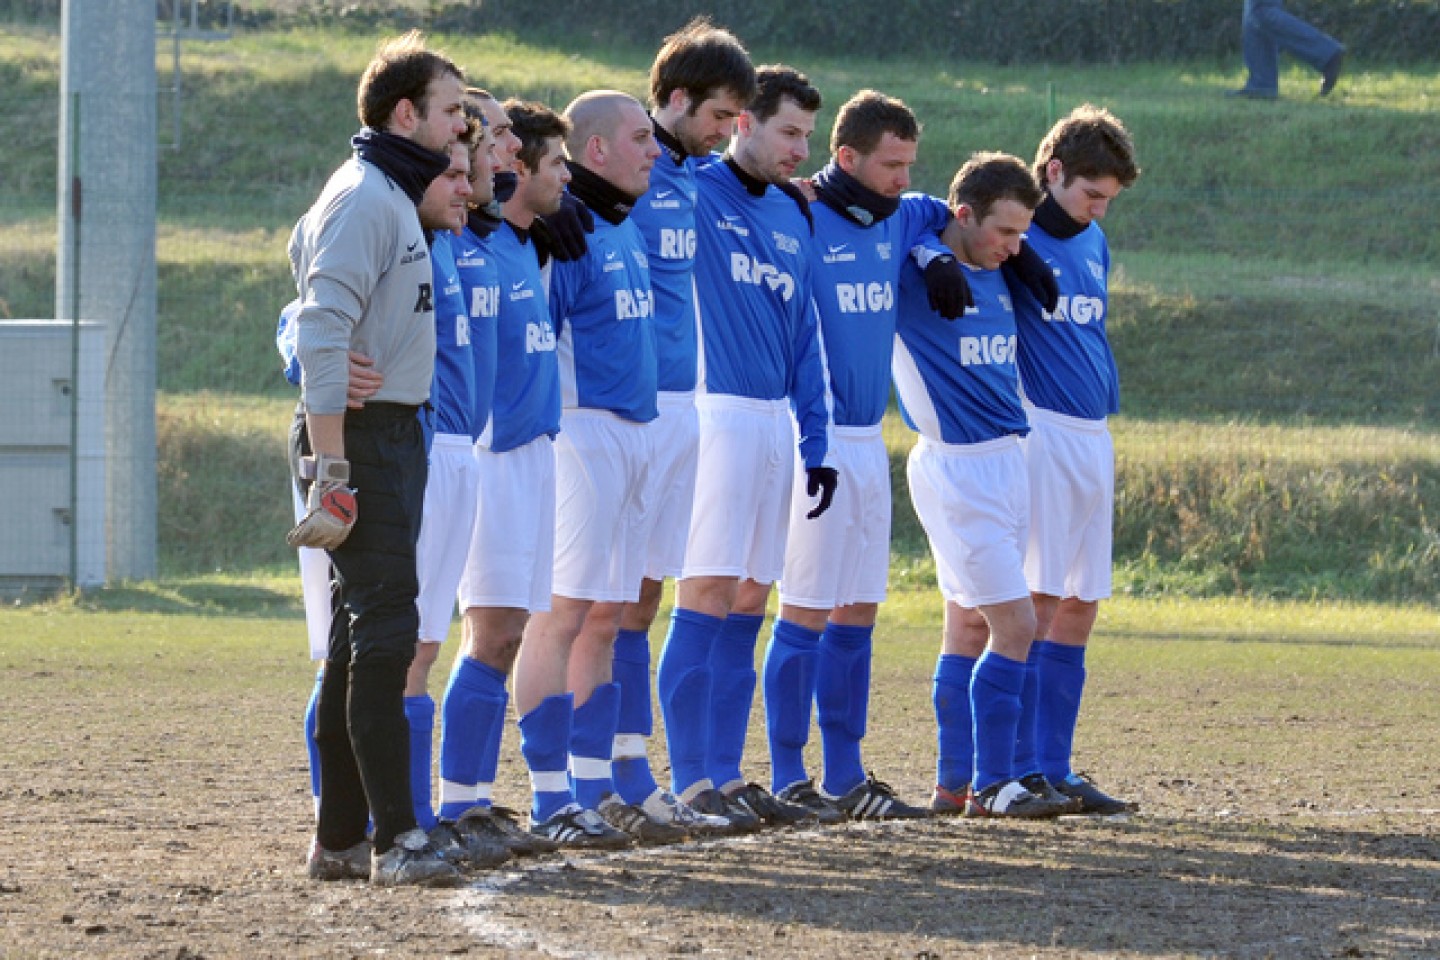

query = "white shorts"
[
  {"left": 551, "top": 409, "right": 654, "bottom": 603},
  {"left": 642, "top": 392, "right": 699, "bottom": 581},
  {"left": 458, "top": 434, "right": 556, "bottom": 613},
  {"left": 415, "top": 433, "right": 481, "bottom": 643},
  {"left": 681, "top": 395, "right": 795, "bottom": 585},
  {"left": 907, "top": 434, "right": 1031, "bottom": 608},
  {"left": 779, "top": 425, "right": 890, "bottom": 609},
  {"left": 1021, "top": 405, "right": 1114, "bottom": 602},
  {"left": 293, "top": 486, "right": 332, "bottom": 661}
]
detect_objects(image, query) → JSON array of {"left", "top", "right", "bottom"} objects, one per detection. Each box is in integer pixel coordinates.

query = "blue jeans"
[{"left": 1241, "top": 0, "right": 1343, "bottom": 93}]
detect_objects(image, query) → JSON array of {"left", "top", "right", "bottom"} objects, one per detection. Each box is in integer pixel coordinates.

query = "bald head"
[{"left": 561, "top": 89, "right": 660, "bottom": 199}]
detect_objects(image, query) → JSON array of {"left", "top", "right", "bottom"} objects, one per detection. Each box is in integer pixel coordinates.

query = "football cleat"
[
  {"left": 530, "top": 803, "right": 632, "bottom": 850},
  {"left": 724, "top": 782, "right": 817, "bottom": 826},
  {"left": 474, "top": 805, "right": 560, "bottom": 856},
  {"left": 1019, "top": 773, "right": 1084, "bottom": 814},
  {"left": 306, "top": 837, "right": 372, "bottom": 881},
  {"left": 965, "top": 779, "right": 1073, "bottom": 819},
  {"left": 831, "top": 773, "right": 930, "bottom": 821},
  {"left": 929, "top": 783, "right": 970, "bottom": 817},
  {"left": 370, "top": 828, "right": 464, "bottom": 887},
  {"left": 598, "top": 794, "right": 690, "bottom": 845},
  {"left": 776, "top": 779, "right": 846, "bottom": 825},
  {"left": 641, "top": 789, "right": 732, "bottom": 836},
  {"left": 1055, "top": 773, "right": 1137, "bottom": 816},
  {"left": 687, "top": 787, "right": 763, "bottom": 835}
]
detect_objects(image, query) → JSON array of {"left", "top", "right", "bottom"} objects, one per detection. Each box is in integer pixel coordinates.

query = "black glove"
[
  {"left": 532, "top": 192, "right": 594, "bottom": 262},
  {"left": 1002, "top": 239, "right": 1060, "bottom": 313},
  {"left": 804, "top": 466, "right": 839, "bottom": 520},
  {"left": 923, "top": 255, "right": 974, "bottom": 320}
]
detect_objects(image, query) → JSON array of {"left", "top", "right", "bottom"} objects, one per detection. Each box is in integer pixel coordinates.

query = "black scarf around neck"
[
  {"left": 351, "top": 127, "right": 450, "bottom": 206},
  {"left": 813, "top": 161, "right": 900, "bottom": 227},
  {"left": 466, "top": 171, "right": 520, "bottom": 238},
  {"left": 565, "top": 161, "right": 638, "bottom": 225},
  {"left": 723, "top": 153, "right": 769, "bottom": 197},
  {"left": 1031, "top": 192, "right": 1087, "bottom": 240},
  {"left": 653, "top": 118, "right": 688, "bottom": 165}
]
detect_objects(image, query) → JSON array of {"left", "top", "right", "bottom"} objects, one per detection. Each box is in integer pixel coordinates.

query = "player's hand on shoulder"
[
  {"left": 923, "top": 254, "right": 974, "bottom": 320},
  {"left": 1003, "top": 239, "right": 1060, "bottom": 313}
]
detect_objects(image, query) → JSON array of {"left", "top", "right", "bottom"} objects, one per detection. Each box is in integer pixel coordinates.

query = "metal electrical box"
[{"left": 0, "top": 321, "right": 106, "bottom": 593}]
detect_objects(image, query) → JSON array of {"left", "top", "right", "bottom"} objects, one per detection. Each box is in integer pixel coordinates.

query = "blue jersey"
[
  {"left": 428, "top": 231, "right": 482, "bottom": 439},
  {"left": 893, "top": 258, "right": 1028, "bottom": 445},
  {"left": 483, "top": 221, "right": 561, "bottom": 452},
  {"left": 810, "top": 193, "right": 951, "bottom": 428},
  {"left": 1011, "top": 222, "right": 1118, "bottom": 420},
  {"left": 453, "top": 224, "right": 500, "bottom": 440},
  {"left": 630, "top": 146, "right": 700, "bottom": 393},
  {"left": 548, "top": 215, "right": 658, "bottom": 423},
  {"left": 693, "top": 161, "right": 829, "bottom": 469}
]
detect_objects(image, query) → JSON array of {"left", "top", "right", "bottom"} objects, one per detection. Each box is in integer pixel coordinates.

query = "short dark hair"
[
  {"left": 505, "top": 99, "right": 571, "bottom": 174},
  {"left": 650, "top": 17, "right": 756, "bottom": 114},
  {"left": 1034, "top": 103, "right": 1140, "bottom": 188},
  {"left": 948, "top": 152, "right": 1043, "bottom": 224},
  {"left": 356, "top": 30, "right": 464, "bottom": 130},
  {"left": 830, "top": 89, "right": 919, "bottom": 156},
  {"left": 748, "top": 64, "right": 821, "bottom": 124}
]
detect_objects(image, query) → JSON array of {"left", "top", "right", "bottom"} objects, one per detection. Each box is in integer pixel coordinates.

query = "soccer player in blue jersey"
[
  {"left": 572, "top": 17, "right": 756, "bottom": 838},
  {"left": 1011, "top": 105, "right": 1141, "bottom": 816},
  {"left": 763, "top": 90, "right": 959, "bottom": 822},
  {"left": 892, "top": 152, "right": 1074, "bottom": 819},
  {"left": 510, "top": 90, "right": 664, "bottom": 848},
  {"left": 656, "top": 66, "right": 836, "bottom": 828}
]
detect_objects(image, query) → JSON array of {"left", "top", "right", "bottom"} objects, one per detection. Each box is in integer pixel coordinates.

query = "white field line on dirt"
[{"left": 447, "top": 821, "right": 913, "bottom": 957}]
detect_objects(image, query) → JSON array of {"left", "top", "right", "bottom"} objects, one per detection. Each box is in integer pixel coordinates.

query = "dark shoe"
[
  {"left": 1320, "top": 50, "right": 1345, "bottom": 96},
  {"left": 370, "top": 828, "right": 463, "bottom": 887},
  {"left": 597, "top": 794, "right": 690, "bottom": 845},
  {"left": 530, "top": 803, "right": 632, "bottom": 850},
  {"left": 776, "top": 779, "right": 846, "bottom": 825},
  {"left": 830, "top": 773, "right": 930, "bottom": 821},
  {"left": 428, "top": 819, "right": 511, "bottom": 869},
  {"left": 306, "top": 837, "right": 372, "bottom": 881},
  {"left": 688, "top": 787, "right": 763, "bottom": 835},
  {"left": 965, "top": 779, "right": 1073, "bottom": 819},
  {"left": 1055, "top": 773, "right": 1136, "bottom": 815},
  {"left": 1225, "top": 87, "right": 1277, "bottom": 100},
  {"left": 723, "top": 782, "right": 817, "bottom": 826},
  {"left": 929, "top": 783, "right": 970, "bottom": 817},
  {"left": 473, "top": 805, "right": 560, "bottom": 856},
  {"left": 1019, "top": 773, "right": 1083, "bottom": 814}
]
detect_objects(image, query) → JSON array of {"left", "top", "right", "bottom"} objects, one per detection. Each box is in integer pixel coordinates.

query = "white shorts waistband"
[
  {"left": 917, "top": 433, "right": 1022, "bottom": 457},
  {"left": 1023, "top": 402, "right": 1109, "bottom": 434}
]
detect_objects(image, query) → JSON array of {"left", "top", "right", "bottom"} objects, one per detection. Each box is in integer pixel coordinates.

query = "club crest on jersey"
[
  {"left": 875, "top": 242, "right": 892, "bottom": 260},
  {"left": 772, "top": 231, "right": 800, "bottom": 255},
  {"left": 823, "top": 243, "right": 857, "bottom": 264},
  {"left": 717, "top": 215, "right": 749, "bottom": 237},
  {"left": 999, "top": 294, "right": 1012, "bottom": 312},
  {"left": 632, "top": 249, "right": 650, "bottom": 269},
  {"left": 731, "top": 253, "right": 796, "bottom": 301},
  {"left": 1088, "top": 259, "right": 1106, "bottom": 282}
]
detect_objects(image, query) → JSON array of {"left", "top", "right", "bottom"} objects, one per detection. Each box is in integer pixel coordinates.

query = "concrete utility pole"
[{"left": 57, "top": 0, "right": 158, "bottom": 581}]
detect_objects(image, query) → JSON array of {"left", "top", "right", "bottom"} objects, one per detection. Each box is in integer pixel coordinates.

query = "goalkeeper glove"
[{"left": 286, "top": 455, "right": 357, "bottom": 550}]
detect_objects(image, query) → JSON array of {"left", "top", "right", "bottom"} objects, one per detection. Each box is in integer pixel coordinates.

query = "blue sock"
[
  {"left": 304, "top": 668, "right": 323, "bottom": 812},
  {"left": 569, "top": 681, "right": 620, "bottom": 810},
  {"left": 1012, "top": 644, "right": 1044, "bottom": 779},
  {"left": 933, "top": 654, "right": 978, "bottom": 793},
  {"left": 519, "top": 693, "right": 574, "bottom": 822},
  {"left": 707, "top": 613, "right": 764, "bottom": 791},
  {"left": 970, "top": 650, "right": 1026, "bottom": 793},
  {"left": 656, "top": 607, "right": 724, "bottom": 794},
  {"left": 404, "top": 694, "right": 437, "bottom": 832},
  {"left": 437, "top": 656, "right": 507, "bottom": 821},
  {"left": 476, "top": 684, "right": 509, "bottom": 809},
  {"left": 816, "top": 622, "right": 873, "bottom": 797},
  {"left": 1036, "top": 640, "right": 1088, "bottom": 784},
  {"left": 611, "top": 628, "right": 661, "bottom": 804},
  {"left": 762, "top": 619, "right": 820, "bottom": 793}
]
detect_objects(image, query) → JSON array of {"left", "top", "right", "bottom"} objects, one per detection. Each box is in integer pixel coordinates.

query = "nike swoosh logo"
[
  {"left": 512, "top": 281, "right": 527, "bottom": 291},
  {"left": 655, "top": 190, "right": 674, "bottom": 199},
  {"left": 462, "top": 248, "right": 479, "bottom": 257},
  {"left": 406, "top": 240, "right": 419, "bottom": 252}
]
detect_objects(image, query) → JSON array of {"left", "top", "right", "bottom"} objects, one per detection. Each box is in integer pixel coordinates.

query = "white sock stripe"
[
  {"left": 612, "top": 734, "right": 646, "bottom": 758},
  {"left": 438, "top": 780, "right": 480, "bottom": 805},
  {"left": 994, "top": 780, "right": 1030, "bottom": 811},
  {"left": 476, "top": 783, "right": 492, "bottom": 802},
  {"left": 530, "top": 770, "right": 570, "bottom": 793},
  {"left": 569, "top": 756, "right": 612, "bottom": 780}
]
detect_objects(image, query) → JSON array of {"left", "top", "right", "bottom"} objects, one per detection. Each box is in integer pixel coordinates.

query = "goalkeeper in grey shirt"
[{"left": 287, "top": 31, "right": 468, "bottom": 887}]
